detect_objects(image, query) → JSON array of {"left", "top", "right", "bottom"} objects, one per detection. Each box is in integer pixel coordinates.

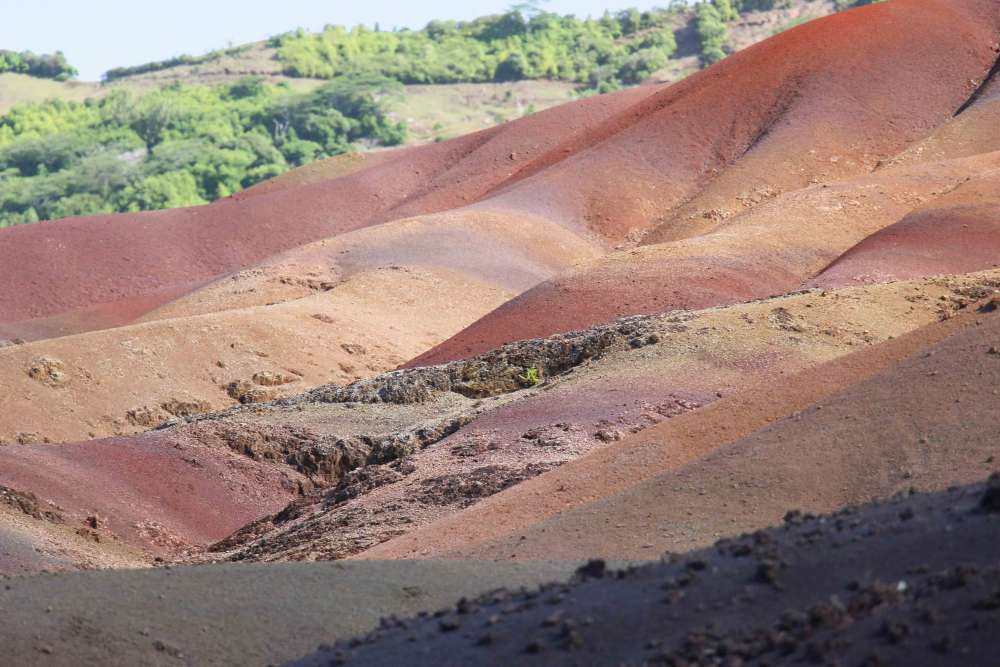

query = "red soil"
[
  {"left": 0, "top": 283, "right": 201, "bottom": 342},
  {"left": 4, "top": 0, "right": 996, "bottom": 344},
  {"left": 0, "top": 430, "right": 305, "bottom": 558},
  {"left": 410, "top": 152, "right": 1000, "bottom": 366},
  {"left": 484, "top": 0, "right": 1000, "bottom": 243},
  {"left": 405, "top": 0, "right": 1000, "bottom": 365},
  {"left": 810, "top": 176, "right": 1000, "bottom": 288},
  {"left": 409, "top": 252, "right": 803, "bottom": 365},
  {"left": 0, "top": 88, "right": 650, "bottom": 334}
]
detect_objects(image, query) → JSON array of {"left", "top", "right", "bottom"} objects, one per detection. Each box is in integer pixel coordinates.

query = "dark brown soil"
[{"left": 293, "top": 475, "right": 1000, "bottom": 666}]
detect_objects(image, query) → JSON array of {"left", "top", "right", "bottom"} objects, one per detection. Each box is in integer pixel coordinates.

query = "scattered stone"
[
  {"left": 160, "top": 399, "right": 211, "bottom": 418},
  {"left": 126, "top": 406, "right": 163, "bottom": 428},
  {"left": 152, "top": 640, "right": 183, "bottom": 658},
  {"left": 576, "top": 559, "right": 607, "bottom": 579},
  {"left": 980, "top": 473, "right": 1000, "bottom": 513},
  {"left": 226, "top": 380, "right": 279, "bottom": 404},
  {"left": 595, "top": 429, "right": 622, "bottom": 442},
  {"left": 26, "top": 356, "right": 69, "bottom": 387},
  {"left": 0, "top": 486, "right": 63, "bottom": 523}
]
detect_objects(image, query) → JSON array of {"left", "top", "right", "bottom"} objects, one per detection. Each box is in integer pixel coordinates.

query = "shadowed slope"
[
  {"left": 0, "top": 561, "right": 580, "bottom": 665},
  {"left": 302, "top": 479, "right": 1000, "bottom": 667}
]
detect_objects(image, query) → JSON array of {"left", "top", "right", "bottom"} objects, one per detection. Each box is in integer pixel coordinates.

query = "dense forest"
[
  {"left": 0, "top": 77, "right": 405, "bottom": 227},
  {"left": 270, "top": 9, "right": 678, "bottom": 93},
  {"left": 269, "top": 0, "right": 877, "bottom": 85}
]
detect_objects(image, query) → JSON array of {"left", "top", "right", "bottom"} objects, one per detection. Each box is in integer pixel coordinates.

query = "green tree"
[
  {"left": 714, "top": 0, "right": 740, "bottom": 21},
  {"left": 0, "top": 76, "right": 406, "bottom": 227},
  {"left": 130, "top": 95, "right": 178, "bottom": 153},
  {"left": 696, "top": 2, "right": 728, "bottom": 65}
]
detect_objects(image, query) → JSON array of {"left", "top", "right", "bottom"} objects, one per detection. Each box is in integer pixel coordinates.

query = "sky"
[{"left": 0, "top": 0, "right": 669, "bottom": 81}]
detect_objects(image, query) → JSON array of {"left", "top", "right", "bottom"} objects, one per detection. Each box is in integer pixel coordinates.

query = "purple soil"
[
  {"left": 366, "top": 300, "right": 989, "bottom": 561},
  {"left": 0, "top": 283, "right": 203, "bottom": 342},
  {"left": 456, "top": 304, "right": 1000, "bottom": 561},
  {"left": 0, "top": 525, "right": 76, "bottom": 575},
  {"left": 0, "top": 430, "right": 305, "bottom": 559}
]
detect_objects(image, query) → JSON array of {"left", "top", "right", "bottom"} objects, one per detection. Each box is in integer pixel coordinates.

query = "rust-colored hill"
[
  {"left": 412, "top": 149, "right": 1000, "bottom": 365},
  {"left": 4, "top": 0, "right": 997, "bottom": 347},
  {"left": 3, "top": 4, "right": 1000, "bottom": 663},
  {"left": 0, "top": 88, "right": 648, "bottom": 339}
]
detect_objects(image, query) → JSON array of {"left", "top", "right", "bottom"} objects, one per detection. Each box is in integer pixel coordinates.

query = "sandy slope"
[
  {"left": 413, "top": 150, "right": 1000, "bottom": 364},
  {"left": 0, "top": 266, "right": 513, "bottom": 445},
  {"left": 809, "top": 172, "right": 1000, "bottom": 288}
]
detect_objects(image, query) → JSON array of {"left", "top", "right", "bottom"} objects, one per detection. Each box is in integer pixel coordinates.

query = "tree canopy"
[
  {"left": 0, "top": 77, "right": 405, "bottom": 227},
  {"left": 0, "top": 50, "right": 78, "bottom": 80},
  {"left": 270, "top": 9, "right": 678, "bottom": 93}
]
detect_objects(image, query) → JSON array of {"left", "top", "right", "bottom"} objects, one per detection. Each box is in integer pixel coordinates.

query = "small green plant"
[{"left": 519, "top": 367, "right": 541, "bottom": 386}]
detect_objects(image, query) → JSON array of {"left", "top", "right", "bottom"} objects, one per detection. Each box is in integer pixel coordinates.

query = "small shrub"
[{"left": 519, "top": 367, "right": 541, "bottom": 387}]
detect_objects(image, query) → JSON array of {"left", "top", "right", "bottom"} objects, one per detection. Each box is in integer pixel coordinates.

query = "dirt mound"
[
  {"left": 299, "top": 478, "right": 1000, "bottom": 666},
  {"left": 0, "top": 265, "right": 513, "bottom": 445},
  {"left": 810, "top": 175, "right": 1000, "bottom": 288},
  {"left": 0, "top": 429, "right": 307, "bottom": 565},
  {"left": 412, "top": 150, "right": 1000, "bottom": 365}
]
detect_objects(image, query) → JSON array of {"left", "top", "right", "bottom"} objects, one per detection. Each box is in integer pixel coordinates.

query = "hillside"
[
  {"left": 0, "top": 1, "right": 850, "bottom": 229},
  {"left": 0, "top": 0, "right": 998, "bottom": 664}
]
